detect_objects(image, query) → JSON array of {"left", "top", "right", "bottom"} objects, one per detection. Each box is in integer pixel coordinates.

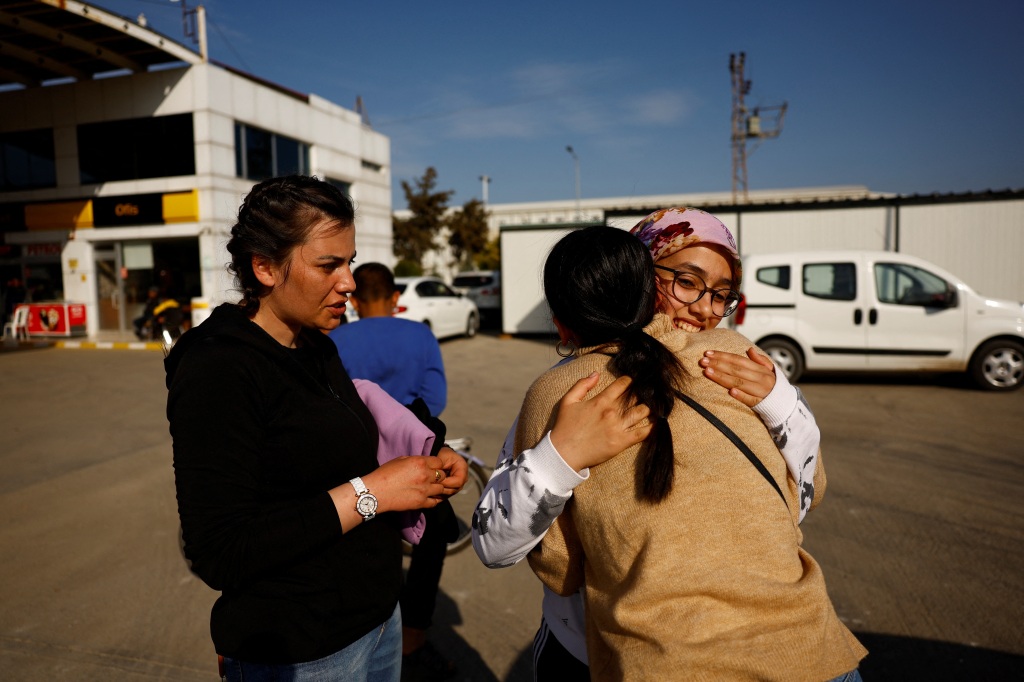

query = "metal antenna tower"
[{"left": 730, "top": 52, "right": 787, "bottom": 203}]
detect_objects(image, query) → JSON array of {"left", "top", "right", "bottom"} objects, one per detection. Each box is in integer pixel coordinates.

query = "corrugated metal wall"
[
  {"left": 505, "top": 196, "right": 1024, "bottom": 333},
  {"left": 899, "top": 200, "right": 1024, "bottom": 302}
]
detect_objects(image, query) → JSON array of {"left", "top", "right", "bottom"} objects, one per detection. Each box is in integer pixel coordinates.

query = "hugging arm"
[
  {"left": 472, "top": 373, "right": 650, "bottom": 568},
  {"left": 701, "top": 348, "right": 822, "bottom": 520}
]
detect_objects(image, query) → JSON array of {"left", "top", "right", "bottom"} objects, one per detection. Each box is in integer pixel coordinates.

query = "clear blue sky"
[{"left": 97, "top": 0, "right": 1023, "bottom": 210}]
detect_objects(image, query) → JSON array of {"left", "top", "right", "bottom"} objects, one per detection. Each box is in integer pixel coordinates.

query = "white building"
[{"left": 0, "top": 1, "right": 391, "bottom": 338}]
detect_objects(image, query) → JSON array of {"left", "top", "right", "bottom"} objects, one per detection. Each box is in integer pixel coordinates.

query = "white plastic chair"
[{"left": 2, "top": 305, "right": 29, "bottom": 341}]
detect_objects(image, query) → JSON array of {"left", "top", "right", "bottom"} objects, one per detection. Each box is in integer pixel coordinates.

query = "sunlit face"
[
  {"left": 654, "top": 244, "right": 734, "bottom": 332},
  {"left": 255, "top": 219, "right": 356, "bottom": 345}
]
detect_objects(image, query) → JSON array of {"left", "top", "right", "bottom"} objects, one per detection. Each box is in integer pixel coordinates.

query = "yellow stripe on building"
[
  {"left": 25, "top": 200, "right": 94, "bottom": 230},
  {"left": 162, "top": 189, "right": 199, "bottom": 223}
]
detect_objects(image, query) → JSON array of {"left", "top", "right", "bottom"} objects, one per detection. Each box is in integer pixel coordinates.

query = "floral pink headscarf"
[{"left": 629, "top": 207, "right": 742, "bottom": 289}]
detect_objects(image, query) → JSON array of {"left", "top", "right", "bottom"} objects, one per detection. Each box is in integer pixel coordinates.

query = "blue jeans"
[
  {"left": 222, "top": 604, "right": 402, "bottom": 682},
  {"left": 827, "top": 670, "right": 863, "bottom": 682}
]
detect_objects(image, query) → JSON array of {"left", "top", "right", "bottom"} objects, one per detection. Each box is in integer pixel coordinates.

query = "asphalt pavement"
[{"left": 1, "top": 329, "right": 1022, "bottom": 681}]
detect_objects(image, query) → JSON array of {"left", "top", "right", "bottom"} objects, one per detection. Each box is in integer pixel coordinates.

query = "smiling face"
[
  {"left": 252, "top": 219, "right": 356, "bottom": 346},
  {"left": 654, "top": 243, "right": 735, "bottom": 332}
]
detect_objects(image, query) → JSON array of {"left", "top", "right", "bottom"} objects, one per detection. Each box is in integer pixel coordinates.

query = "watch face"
[{"left": 356, "top": 493, "right": 378, "bottom": 517}]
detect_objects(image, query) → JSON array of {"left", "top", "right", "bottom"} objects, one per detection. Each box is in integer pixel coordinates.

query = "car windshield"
[
  {"left": 395, "top": 284, "right": 407, "bottom": 294},
  {"left": 453, "top": 275, "right": 493, "bottom": 287}
]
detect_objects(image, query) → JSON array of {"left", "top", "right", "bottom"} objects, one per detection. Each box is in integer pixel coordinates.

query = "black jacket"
[{"left": 165, "top": 304, "right": 401, "bottom": 664}]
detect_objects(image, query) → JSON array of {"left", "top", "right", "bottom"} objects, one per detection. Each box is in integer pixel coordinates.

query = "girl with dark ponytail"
[
  {"left": 543, "top": 225, "right": 682, "bottom": 502},
  {"left": 509, "top": 223, "right": 865, "bottom": 681}
]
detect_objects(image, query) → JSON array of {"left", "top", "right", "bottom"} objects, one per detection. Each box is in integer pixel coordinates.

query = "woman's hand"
[
  {"left": 435, "top": 446, "right": 468, "bottom": 496},
  {"left": 699, "top": 348, "right": 776, "bottom": 407},
  {"left": 365, "top": 455, "right": 457, "bottom": 513},
  {"left": 329, "top": 452, "right": 468, "bottom": 532},
  {"left": 550, "top": 373, "right": 652, "bottom": 472}
]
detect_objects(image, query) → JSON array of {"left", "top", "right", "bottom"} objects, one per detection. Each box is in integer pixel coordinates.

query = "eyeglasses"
[{"left": 654, "top": 265, "right": 741, "bottom": 317}]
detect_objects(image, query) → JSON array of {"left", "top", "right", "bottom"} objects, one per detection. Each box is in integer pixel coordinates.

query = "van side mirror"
[{"left": 942, "top": 286, "right": 958, "bottom": 308}]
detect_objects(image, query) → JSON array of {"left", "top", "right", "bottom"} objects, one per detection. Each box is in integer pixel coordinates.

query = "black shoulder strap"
[{"left": 674, "top": 389, "right": 788, "bottom": 506}]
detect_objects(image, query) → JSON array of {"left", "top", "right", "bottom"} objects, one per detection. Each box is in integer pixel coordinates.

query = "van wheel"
[
  {"left": 969, "top": 339, "right": 1024, "bottom": 391},
  {"left": 466, "top": 312, "right": 478, "bottom": 338},
  {"left": 760, "top": 339, "right": 804, "bottom": 383}
]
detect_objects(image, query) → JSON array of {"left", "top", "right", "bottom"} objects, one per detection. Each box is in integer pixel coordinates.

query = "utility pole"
[
  {"left": 566, "top": 146, "right": 581, "bottom": 221},
  {"left": 730, "top": 52, "right": 787, "bottom": 203}
]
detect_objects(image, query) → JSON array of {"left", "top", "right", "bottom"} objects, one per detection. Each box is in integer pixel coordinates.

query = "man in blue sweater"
[
  {"left": 329, "top": 263, "right": 455, "bottom": 681},
  {"left": 331, "top": 263, "right": 446, "bottom": 416}
]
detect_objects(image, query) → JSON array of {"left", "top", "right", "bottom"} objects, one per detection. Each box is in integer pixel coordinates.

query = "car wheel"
[
  {"left": 466, "top": 312, "right": 478, "bottom": 338},
  {"left": 969, "top": 339, "right": 1024, "bottom": 391},
  {"left": 759, "top": 338, "right": 804, "bottom": 383}
]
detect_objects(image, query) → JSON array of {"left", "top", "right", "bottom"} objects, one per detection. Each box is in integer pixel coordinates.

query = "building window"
[
  {"left": 234, "top": 122, "right": 309, "bottom": 181},
  {"left": 78, "top": 114, "right": 195, "bottom": 183},
  {"left": 1, "top": 128, "right": 56, "bottom": 191},
  {"left": 325, "top": 177, "right": 352, "bottom": 199},
  {"left": 361, "top": 159, "right": 382, "bottom": 173}
]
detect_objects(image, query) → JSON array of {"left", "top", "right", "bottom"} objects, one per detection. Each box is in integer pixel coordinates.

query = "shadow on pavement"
[
  {"left": 426, "top": 623, "right": 1024, "bottom": 682},
  {"left": 855, "top": 631, "right": 1024, "bottom": 681},
  {"left": 427, "top": 588, "right": 499, "bottom": 682}
]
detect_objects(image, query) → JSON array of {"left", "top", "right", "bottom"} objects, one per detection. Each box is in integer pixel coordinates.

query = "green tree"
[
  {"left": 447, "top": 199, "right": 490, "bottom": 270},
  {"left": 475, "top": 235, "right": 501, "bottom": 271},
  {"left": 392, "top": 167, "right": 453, "bottom": 266}
]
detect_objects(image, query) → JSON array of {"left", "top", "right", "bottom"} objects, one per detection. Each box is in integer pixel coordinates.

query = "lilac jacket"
[{"left": 353, "top": 379, "right": 436, "bottom": 543}]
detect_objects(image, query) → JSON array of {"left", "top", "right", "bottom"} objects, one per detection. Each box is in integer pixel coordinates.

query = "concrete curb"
[{"left": 56, "top": 340, "right": 164, "bottom": 351}]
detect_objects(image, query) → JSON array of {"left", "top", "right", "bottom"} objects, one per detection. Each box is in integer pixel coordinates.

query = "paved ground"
[{"left": 0, "top": 330, "right": 1022, "bottom": 681}]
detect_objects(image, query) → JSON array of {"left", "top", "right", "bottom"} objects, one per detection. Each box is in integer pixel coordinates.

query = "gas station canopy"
[{"left": 0, "top": 0, "right": 200, "bottom": 90}]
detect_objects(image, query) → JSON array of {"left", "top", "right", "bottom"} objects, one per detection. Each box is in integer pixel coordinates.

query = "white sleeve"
[
  {"left": 752, "top": 370, "right": 820, "bottom": 522},
  {"left": 471, "top": 416, "right": 588, "bottom": 568}
]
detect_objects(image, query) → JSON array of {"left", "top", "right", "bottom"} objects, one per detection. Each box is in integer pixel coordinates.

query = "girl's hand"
[
  {"left": 699, "top": 348, "right": 776, "bottom": 407},
  {"left": 550, "top": 373, "right": 652, "bottom": 471}
]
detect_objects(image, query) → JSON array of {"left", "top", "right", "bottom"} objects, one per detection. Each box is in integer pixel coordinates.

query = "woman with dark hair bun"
[
  {"left": 513, "top": 225, "right": 865, "bottom": 681},
  {"left": 166, "top": 175, "right": 467, "bottom": 681}
]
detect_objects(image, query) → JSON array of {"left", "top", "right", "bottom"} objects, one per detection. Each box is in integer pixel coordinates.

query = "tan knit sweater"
[{"left": 519, "top": 314, "right": 866, "bottom": 681}]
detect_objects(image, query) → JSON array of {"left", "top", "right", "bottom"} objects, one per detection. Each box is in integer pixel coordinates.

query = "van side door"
[
  {"left": 866, "top": 260, "right": 966, "bottom": 371},
  {"left": 797, "top": 258, "right": 869, "bottom": 370}
]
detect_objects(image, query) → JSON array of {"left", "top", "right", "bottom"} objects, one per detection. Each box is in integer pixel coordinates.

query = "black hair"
[
  {"left": 226, "top": 175, "right": 355, "bottom": 315},
  {"left": 544, "top": 225, "right": 684, "bottom": 503},
  {"left": 352, "top": 262, "right": 397, "bottom": 302}
]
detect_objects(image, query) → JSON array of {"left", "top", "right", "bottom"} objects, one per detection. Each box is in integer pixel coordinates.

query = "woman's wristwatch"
[{"left": 349, "top": 477, "right": 378, "bottom": 521}]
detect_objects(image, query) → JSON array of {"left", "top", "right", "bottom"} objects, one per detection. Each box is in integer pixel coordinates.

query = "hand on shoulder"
[{"left": 699, "top": 347, "right": 777, "bottom": 407}]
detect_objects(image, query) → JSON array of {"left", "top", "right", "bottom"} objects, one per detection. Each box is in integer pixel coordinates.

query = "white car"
[
  {"left": 452, "top": 270, "right": 501, "bottom": 324},
  {"left": 394, "top": 276, "right": 479, "bottom": 340}
]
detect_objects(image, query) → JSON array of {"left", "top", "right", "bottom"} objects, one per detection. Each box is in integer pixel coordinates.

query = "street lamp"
[
  {"left": 479, "top": 175, "right": 490, "bottom": 205},
  {"left": 566, "top": 145, "right": 581, "bottom": 221}
]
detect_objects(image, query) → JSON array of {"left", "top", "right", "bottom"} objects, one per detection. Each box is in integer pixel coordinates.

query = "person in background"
[
  {"left": 133, "top": 286, "right": 161, "bottom": 340},
  {"left": 329, "top": 262, "right": 455, "bottom": 682},
  {"left": 166, "top": 175, "right": 467, "bottom": 682},
  {"left": 330, "top": 263, "right": 446, "bottom": 417},
  {"left": 472, "top": 209, "right": 823, "bottom": 680}
]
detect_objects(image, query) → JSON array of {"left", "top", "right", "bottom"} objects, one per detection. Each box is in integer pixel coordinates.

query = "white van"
[{"left": 732, "top": 251, "right": 1024, "bottom": 391}]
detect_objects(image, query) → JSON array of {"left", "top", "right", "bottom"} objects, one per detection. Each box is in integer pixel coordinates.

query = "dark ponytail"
[
  {"left": 227, "top": 175, "right": 355, "bottom": 314},
  {"left": 544, "top": 225, "right": 683, "bottom": 502}
]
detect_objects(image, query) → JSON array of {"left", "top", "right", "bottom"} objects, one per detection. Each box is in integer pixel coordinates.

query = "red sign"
[{"left": 20, "top": 303, "right": 87, "bottom": 337}]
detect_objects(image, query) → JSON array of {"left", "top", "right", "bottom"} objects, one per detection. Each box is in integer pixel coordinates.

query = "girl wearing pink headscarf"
[{"left": 473, "top": 208, "right": 824, "bottom": 681}]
